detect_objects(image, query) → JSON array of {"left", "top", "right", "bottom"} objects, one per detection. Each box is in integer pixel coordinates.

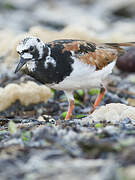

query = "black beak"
[{"left": 14, "top": 57, "right": 27, "bottom": 73}]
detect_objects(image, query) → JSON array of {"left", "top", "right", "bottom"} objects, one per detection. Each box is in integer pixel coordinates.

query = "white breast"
[{"left": 49, "top": 58, "right": 116, "bottom": 91}]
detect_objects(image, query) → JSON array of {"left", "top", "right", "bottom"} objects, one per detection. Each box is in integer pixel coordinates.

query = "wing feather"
[{"left": 48, "top": 39, "right": 118, "bottom": 70}]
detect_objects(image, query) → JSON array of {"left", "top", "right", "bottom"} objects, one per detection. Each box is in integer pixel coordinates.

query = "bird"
[{"left": 14, "top": 36, "right": 135, "bottom": 120}]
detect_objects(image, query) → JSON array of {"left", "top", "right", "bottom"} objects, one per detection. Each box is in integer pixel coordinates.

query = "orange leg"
[
  {"left": 65, "top": 99, "right": 74, "bottom": 120},
  {"left": 90, "top": 87, "right": 105, "bottom": 113}
]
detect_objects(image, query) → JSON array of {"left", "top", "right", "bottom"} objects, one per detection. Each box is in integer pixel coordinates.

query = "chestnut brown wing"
[
  {"left": 74, "top": 42, "right": 118, "bottom": 70},
  {"left": 48, "top": 39, "right": 118, "bottom": 70}
]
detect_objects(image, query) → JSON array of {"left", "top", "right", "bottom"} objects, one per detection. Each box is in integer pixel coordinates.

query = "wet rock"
[{"left": 116, "top": 47, "right": 135, "bottom": 72}]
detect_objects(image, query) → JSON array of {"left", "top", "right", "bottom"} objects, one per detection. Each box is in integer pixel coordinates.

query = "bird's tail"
[{"left": 105, "top": 42, "right": 135, "bottom": 56}]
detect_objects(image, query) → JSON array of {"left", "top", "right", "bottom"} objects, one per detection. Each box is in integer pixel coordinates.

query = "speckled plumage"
[{"left": 15, "top": 37, "right": 135, "bottom": 120}]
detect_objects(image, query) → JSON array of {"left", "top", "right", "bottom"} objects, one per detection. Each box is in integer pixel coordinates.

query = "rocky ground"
[{"left": 1, "top": 0, "right": 135, "bottom": 180}]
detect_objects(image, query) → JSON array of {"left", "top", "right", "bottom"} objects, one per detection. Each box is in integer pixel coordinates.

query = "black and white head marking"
[
  {"left": 44, "top": 47, "right": 56, "bottom": 68},
  {"left": 17, "top": 36, "right": 45, "bottom": 60},
  {"left": 16, "top": 37, "right": 46, "bottom": 72}
]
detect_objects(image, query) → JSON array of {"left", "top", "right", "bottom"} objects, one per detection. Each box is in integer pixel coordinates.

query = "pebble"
[{"left": 121, "top": 117, "right": 131, "bottom": 124}]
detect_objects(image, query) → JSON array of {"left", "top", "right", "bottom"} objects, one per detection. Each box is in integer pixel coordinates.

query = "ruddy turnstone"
[{"left": 15, "top": 37, "right": 135, "bottom": 120}]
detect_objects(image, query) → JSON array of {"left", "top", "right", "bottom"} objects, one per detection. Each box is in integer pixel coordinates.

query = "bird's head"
[{"left": 15, "top": 36, "right": 45, "bottom": 73}]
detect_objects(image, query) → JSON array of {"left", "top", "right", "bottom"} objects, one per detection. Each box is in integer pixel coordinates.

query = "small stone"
[
  {"left": 131, "top": 119, "right": 135, "bottom": 125},
  {"left": 121, "top": 118, "right": 131, "bottom": 124},
  {"left": 38, "top": 115, "right": 56, "bottom": 125}
]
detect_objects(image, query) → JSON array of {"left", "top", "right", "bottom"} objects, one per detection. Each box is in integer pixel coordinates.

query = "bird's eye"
[
  {"left": 17, "top": 51, "right": 21, "bottom": 55},
  {"left": 29, "top": 46, "right": 35, "bottom": 52}
]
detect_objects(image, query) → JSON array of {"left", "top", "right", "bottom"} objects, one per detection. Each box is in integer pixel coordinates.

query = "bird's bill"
[{"left": 14, "top": 57, "right": 27, "bottom": 73}]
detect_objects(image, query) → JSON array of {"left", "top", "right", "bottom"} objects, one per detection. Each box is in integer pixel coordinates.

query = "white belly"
[{"left": 48, "top": 59, "right": 116, "bottom": 91}]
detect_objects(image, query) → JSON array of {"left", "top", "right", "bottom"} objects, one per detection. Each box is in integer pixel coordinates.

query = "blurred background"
[
  {"left": 1, "top": 0, "right": 135, "bottom": 180},
  {"left": 1, "top": 0, "right": 135, "bottom": 34},
  {"left": 1, "top": 0, "right": 135, "bottom": 70}
]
